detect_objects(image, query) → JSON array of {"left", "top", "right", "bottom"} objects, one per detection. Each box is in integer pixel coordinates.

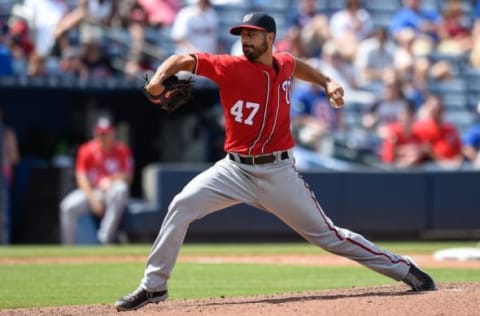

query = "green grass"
[
  {"left": 1, "top": 240, "right": 478, "bottom": 258},
  {"left": 0, "top": 241, "right": 479, "bottom": 309}
]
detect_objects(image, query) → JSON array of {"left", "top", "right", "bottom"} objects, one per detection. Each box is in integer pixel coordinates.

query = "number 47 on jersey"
[{"left": 230, "top": 100, "right": 260, "bottom": 126}]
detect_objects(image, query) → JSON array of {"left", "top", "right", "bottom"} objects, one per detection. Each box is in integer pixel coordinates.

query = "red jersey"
[
  {"left": 381, "top": 123, "right": 422, "bottom": 163},
  {"left": 193, "top": 52, "right": 296, "bottom": 155},
  {"left": 75, "top": 139, "right": 133, "bottom": 186},
  {"left": 412, "top": 119, "right": 461, "bottom": 159}
]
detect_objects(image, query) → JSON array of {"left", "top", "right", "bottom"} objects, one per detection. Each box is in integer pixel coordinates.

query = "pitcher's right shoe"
[
  {"left": 114, "top": 287, "right": 168, "bottom": 311},
  {"left": 403, "top": 263, "right": 436, "bottom": 291}
]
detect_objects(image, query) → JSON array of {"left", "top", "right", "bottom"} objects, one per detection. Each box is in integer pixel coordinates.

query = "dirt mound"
[{"left": 2, "top": 282, "right": 479, "bottom": 316}]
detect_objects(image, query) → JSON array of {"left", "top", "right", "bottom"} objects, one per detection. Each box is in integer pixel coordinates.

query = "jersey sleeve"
[
  {"left": 192, "top": 53, "right": 233, "bottom": 84},
  {"left": 275, "top": 51, "right": 295, "bottom": 77}
]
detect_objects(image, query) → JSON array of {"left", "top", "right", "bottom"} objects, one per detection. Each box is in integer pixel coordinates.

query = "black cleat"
[
  {"left": 403, "top": 264, "right": 437, "bottom": 291},
  {"left": 114, "top": 287, "right": 168, "bottom": 311}
]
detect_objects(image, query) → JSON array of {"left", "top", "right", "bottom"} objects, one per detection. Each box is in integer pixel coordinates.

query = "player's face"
[{"left": 240, "top": 29, "right": 270, "bottom": 62}]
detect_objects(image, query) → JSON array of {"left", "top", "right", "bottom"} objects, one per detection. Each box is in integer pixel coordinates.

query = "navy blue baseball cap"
[{"left": 230, "top": 12, "right": 276, "bottom": 35}]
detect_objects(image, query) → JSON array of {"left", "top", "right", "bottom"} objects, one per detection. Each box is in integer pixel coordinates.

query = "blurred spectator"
[
  {"left": 413, "top": 94, "right": 463, "bottom": 168},
  {"left": 60, "top": 117, "right": 133, "bottom": 245},
  {"left": 394, "top": 28, "right": 451, "bottom": 88},
  {"left": 81, "top": 35, "right": 115, "bottom": 78},
  {"left": 275, "top": 25, "right": 310, "bottom": 58},
  {"left": 0, "top": 20, "right": 13, "bottom": 76},
  {"left": 0, "top": 106, "right": 20, "bottom": 244},
  {"left": 389, "top": 0, "right": 441, "bottom": 48},
  {"left": 7, "top": 19, "right": 34, "bottom": 75},
  {"left": 54, "top": 0, "right": 116, "bottom": 53},
  {"left": 313, "top": 40, "right": 359, "bottom": 91},
  {"left": 393, "top": 29, "right": 423, "bottom": 82},
  {"left": 474, "top": 0, "right": 480, "bottom": 38},
  {"left": 115, "top": 0, "right": 181, "bottom": 77},
  {"left": 170, "top": 0, "right": 219, "bottom": 54},
  {"left": 115, "top": 0, "right": 149, "bottom": 76},
  {"left": 123, "top": 42, "right": 157, "bottom": 78},
  {"left": 58, "top": 46, "right": 88, "bottom": 78},
  {"left": 329, "top": 0, "right": 374, "bottom": 61},
  {"left": 56, "top": 0, "right": 117, "bottom": 79},
  {"left": 137, "top": 0, "right": 181, "bottom": 26},
  {"left": 290, "top": 80, "right": 344, "bottom": 156},
  {"left": 354, "top": 27, "right": 395, "bottom": 88},
  {"left": 17, "top": 0, "right": 69, "bottom": 75},
  {"left": 380, "top": 102, "right": 424, "bottom": 168},
  {"left": 470, "top": 0, "right": 480, "bottom": 68},
  {"left": 289, "top": 80, "right": 347, "bottom": 170},
  {"left": 287, "top": 0, "right": 330, "bottom": 57},
  {"left": 310, "top": 40, "right": 374, "bottom": 105},
  {"left": 362, "top": 72, "right": 411, "bottom": 138},
  {"left": 437, "top": 0, "right": 473, "bottom": 55},
  {"left": 461, "top": 104, "right": 480, "bottom": 168},
  {"left": 0, "top": 107, "right": 20, "bottom": 186}
]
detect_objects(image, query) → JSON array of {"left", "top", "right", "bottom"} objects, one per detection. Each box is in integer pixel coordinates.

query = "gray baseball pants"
[
  {"left": 60, "top": 180, "right": 129, "bottom": 244},
  {"left": 141, "top": 153, "right": 411, "bottom": 291}
]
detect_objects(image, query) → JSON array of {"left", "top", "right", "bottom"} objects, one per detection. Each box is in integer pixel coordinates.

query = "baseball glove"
[{"left": 143, "top": 74, "right": 193, "bottom": 112}]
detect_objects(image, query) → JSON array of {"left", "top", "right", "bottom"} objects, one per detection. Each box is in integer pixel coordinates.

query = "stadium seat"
[
  {"left": 370, "top": 10, "right": 396, "bottom": 28},
  {"left": 428, "top": 78, "right": 467, "bottom": 93},
  {"left": 440, "top": 93, "right": 469, "bottom": 110},
  {"left": 327, "top": 0, "right": 346, "bottom": 11},
  {"left": 443, "top": 109, "right": 476, "bottom": 132},
  {"left": 365, "top": 0, "right": 401, "bottom": 11}
]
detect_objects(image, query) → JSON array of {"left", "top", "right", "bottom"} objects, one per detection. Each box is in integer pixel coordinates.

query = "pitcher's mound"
[{"left": 3, "top": 283, "right": 480, "bottom": 316}]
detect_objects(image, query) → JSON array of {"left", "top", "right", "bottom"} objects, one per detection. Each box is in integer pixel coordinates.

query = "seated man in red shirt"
[
  {"left": 60, "top": 117, "right": 134, "bottom": 244},
  {"left": 412, "top": 94, "right": 463, "bottom": 168},
  {"left": 381, "top": 103, "right": 424, "bottom": 168}
]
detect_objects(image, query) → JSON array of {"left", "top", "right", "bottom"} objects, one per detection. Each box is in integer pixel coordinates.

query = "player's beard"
[{"left": 243, "top": 37, "right": 268, "bottom": 62}]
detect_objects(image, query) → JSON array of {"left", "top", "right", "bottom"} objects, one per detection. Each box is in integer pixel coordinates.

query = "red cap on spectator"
[{"left": 10, "top": 20, "right": 28, "bottom": 35}]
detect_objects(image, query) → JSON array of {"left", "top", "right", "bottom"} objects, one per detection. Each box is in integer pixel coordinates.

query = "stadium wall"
[{"left": 3, "top": 86, "right": 479, "bottom": 243}]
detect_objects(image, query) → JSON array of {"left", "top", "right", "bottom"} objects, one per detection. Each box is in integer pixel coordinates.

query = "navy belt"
[{"left": 228, "top": 151, "right": 289, "bottom": 165}]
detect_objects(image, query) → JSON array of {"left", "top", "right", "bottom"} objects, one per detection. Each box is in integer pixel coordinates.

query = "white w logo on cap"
[{"left": 243, "top": 13, "right": 253, "bottom": 23}]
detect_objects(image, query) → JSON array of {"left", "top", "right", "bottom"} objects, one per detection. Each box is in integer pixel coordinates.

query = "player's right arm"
[{"left": 144, "top": 54, "right": 196, "bottom": 97}]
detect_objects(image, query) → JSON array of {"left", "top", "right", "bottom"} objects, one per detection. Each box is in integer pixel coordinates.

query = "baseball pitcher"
[{"left": 115, "top": 12, "right": 435, "bottom": 311}]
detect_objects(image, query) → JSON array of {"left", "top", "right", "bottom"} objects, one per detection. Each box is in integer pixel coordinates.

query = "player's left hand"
[
  {"left": 143, "top": 73, "right": 165, "bottom": 105},
  {"left": 143, "top": 73, "right": 193, "bottom": 112},
  {"left": 326, "top": 81, "right": 345, "bottom": 109}
]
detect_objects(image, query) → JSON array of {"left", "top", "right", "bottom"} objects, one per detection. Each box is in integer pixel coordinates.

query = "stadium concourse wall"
[{"left": 2, "top": 82, "right": 479, "bottom": 243}]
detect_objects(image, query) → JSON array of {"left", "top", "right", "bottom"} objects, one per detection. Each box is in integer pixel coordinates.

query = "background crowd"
[{"left": 1, "top": 0, "right": 480, "bottom": 172}]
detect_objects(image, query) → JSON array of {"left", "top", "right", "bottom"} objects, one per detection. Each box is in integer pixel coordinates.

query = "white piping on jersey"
[
  {"left": 261, "top": 83, "right": 281, "bottom": 153},
  {"left": 192, "top": 54, "right": 199, "bottom": 74},
  {"left": 248, "top": 70, "right": 270, "bottom": 155}
]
